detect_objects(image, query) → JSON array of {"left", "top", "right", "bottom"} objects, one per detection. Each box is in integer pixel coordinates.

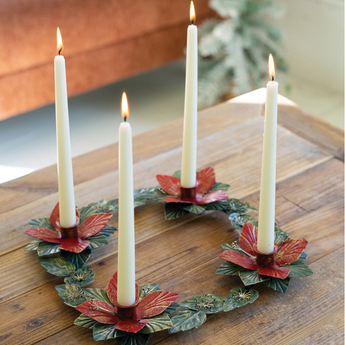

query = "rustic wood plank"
[
  {"left": 244, "top": 158, "right": 344, "bottom": 226},
  {"left": 0, "top": 211, "right": 233, "bottom": 344},
  {"left": 1, "top": 157, "right": 342, "bottom": 304},
  {"left": 0, "top": 117, "right": 331, "bottom": 255},
  {"left": 148, "top": 247, "right": 344, "bottom": 345},
  {"left": 0, "top": 161, "right": 343, "bottom": 343},
  {"left": 0, "top": 201, "right": 205, "bottom": 303},
  {"left": 0, "top": 101, "right": 263, "bottom": 214},
  {"left": 232, "top": 89, "right": 344, "bottom": 160},
  {"left": 0, "top": 96, "right": 343, "bottom": 345},
  {"left": 32, "top": 247, "right": 344, "bottom": 345},
  {"left": 277, "top": 94, "right": 344, "bottom": 161}
]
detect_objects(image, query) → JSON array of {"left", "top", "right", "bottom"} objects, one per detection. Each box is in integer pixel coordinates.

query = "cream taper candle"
[
  {"left": 257, "top": 54, "right": 278, "bottom": 254},
  {"left": 54, "top": 27, "right": 76, "bottom": 228},
  {"left": 181, "top": 1, "right": 198, "bottom": 188},
  {"left": 117, "top": 92, "right": 136, "bottom": 306}
]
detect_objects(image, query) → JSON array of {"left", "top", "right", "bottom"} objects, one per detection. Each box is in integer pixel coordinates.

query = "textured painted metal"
[
  {"left": 25, "top": 202, "right": 112, "bottom": 253},
  {"left": 180, "top": 186, "right": 197, "bottom": 201},
  {"left": 219, "top": 223, "right": 309, "bottom": 280},
  {"left": 76, "top": 272, "right": 178, "bottom": 334},
  {"left": 156, "top": 166, "right": 228, "bottom": 204}
]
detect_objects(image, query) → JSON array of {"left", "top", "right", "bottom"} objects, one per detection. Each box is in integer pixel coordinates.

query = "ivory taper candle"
[
  {"left": 117, "top": 92, "right": 136, "bottom": 306},
  {"left": 54, "top": 27, "right": 76, "bottom": 228},
  {"left": 181, "top": 1, "right": 198, "bottom": 188},
  {"left": 257, "top": 54, "right": 278, "bottom": 254}
]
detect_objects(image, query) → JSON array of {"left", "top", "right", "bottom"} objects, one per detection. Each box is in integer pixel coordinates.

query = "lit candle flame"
[
  {"left": 190, "top": 1, "right": 196, "bottom": 24},
  {"left": 121, "top": 92, "right": 129, "bottom": 121},
  {"left": 268, "top": 54, "right": 275, "bottom": 80},
  {"left": 57, "top": 27, "right": 64, "bottom": 54}
]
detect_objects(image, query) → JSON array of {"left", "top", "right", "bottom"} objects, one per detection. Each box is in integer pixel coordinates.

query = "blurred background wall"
[
  {"left": 271, "top": 0, "right": 343, "bottom": 93},
  {"left": 0, "top": 0, "right": 212, "bottom": 121}
]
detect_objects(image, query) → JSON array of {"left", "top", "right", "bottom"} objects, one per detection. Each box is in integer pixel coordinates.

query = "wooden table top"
[{"left": 0, "top": 89, "right": 343, "bottom": 344}]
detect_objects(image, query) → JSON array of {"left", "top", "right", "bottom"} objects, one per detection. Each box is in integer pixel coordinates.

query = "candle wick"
[
  {"left": 271, "top": 76, "right": 274, "bottom": 81},
  {"left": 124, "top": 116, "right": 127, "bottom": 122},
  {"left": 191, "top": 19, "right": 194, "bottom": 25},
  {"left": 58, "top": 49, "right": 62, "bottom": 55}
]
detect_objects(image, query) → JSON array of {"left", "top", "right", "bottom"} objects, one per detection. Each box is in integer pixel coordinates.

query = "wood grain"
[
  {"left": 0, "top": 97, "right": 343, "bottom": 345},
  {"left": 0, "top": 116, "right": 331, "bottom": 255},
  {"left": 0, "top": 101, "right": 263, "bottom": 214},
  {"left": 277, "top": 95, "right": 344, "bottom": 161}
]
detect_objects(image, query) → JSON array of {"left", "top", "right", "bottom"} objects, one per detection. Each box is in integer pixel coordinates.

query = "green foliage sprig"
[{"left": 198, "top": 0, "right": 287, "bottom": 108}]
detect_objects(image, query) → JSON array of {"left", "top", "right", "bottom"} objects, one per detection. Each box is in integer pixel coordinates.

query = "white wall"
[{"left": 272, "top": 0, "right": 344, "bottom": 93}]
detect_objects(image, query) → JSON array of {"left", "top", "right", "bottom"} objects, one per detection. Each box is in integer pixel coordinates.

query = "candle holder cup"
[
  {"left": 180, "top": 186, "right": 197, "bottom": 201},
  {"left": 59, "top": 224, "right": 79, "bottom": 239},
  {"left": 255, "top": 246, "right": 277, "bottom": 268}
]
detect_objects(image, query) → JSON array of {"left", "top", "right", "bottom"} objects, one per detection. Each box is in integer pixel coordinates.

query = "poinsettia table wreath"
[
  {"left": 135, "top": 167, "right": 257, "bottom": 227},
  {"left": 217, "top": 223, "right": 313, "bottom": 293}
]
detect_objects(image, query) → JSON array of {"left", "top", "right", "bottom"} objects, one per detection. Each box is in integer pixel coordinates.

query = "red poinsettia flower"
[
  {"left": 25, "top": 203, "right": 112, "bottom": 253},
  {"left": 219, "top": 223, "right": 308, "bottom": 279},
  {"left": 76, "top": 272, "right": 178, "bottom": 333},
  {"left": 156, "top": 167, "right": 228, "bottom": 204}
]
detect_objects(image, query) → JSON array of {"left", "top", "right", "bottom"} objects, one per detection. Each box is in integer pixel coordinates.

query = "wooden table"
[{"left": 0, "top": 90, "right": 343, "bottom": 344}]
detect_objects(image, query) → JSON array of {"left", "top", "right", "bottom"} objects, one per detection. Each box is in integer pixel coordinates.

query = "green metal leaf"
[
  {"left": 216, "top": 261, "right": 242, "bottom": 276},
  {"left": 144, "top": 188, "right": 167, "bottom": 203},
  {"left": 88, "top": 199, "right": 114, "bottom": 213},
  {"left": 220, "top": 242, "right": 247, "bottom": 255},
  {"left": 220, "top": 243, "right": 233, "bottom": 251},
  {"left": 106, "top": 199, "right": 119, "bottom": 212},
  {"left": 134, "top": 187, "right": 155, "bottom": 207},
  {"left": 208, "top": 182, "right": 230, "bottom": 192},
  {"left": 92, "top": 323, "right": 125, "bottom": 341},
  {"left": 165, "top": 302, "right": 180, "bottom": 315},
  {"left": 56, "top": 284, "right": 87, "bottom": 307},
  {"left": 38, "top": 257, "right": 75, "bottom": 276},
  {"left": 264, "top": 277, "right": 290, "bottom": 293},
  {"left": 228, "top": 198, "right": 257, "bottom": 214},
  {"left": 87, "top": 234, "right": 108, "bottom": 249},
  {"left": 286, "top": 262, "right": 313, "bottom": 278},
  {"left": 65, "top": 265, "right": 95, "bottom": 286},
  {"left": 223, "top": 287, "right": 259, "bottom": 312},
  {"left": 74, "top": 314, "right": 100, "bottom": 329},
  {"left": 180, "top": 203, "right": 206, "bottom": 215},
  {"left": 98, "top": 224, "right": 117, "bottom": 237},
  {"left": 168, "top": 309, "right": 207, "bottom": 333},
  {"left": 84, "top": 288, "right": 112, "bottom": 305},
  {"left": 26, "top": 239, "right": 43, "bottom": 250},
  {"left": 140, "top": 313, "right": 173, "bottom": 334},
  {"left": 117, "top": 333, "right": 150, "bottom": 345},
  {"left": 164, "top": 203, "right": 189, "bottom": 220},
  {"left": 139, "top": 283, "right": 160, "bottom": 300},
  {"left": 205, "top": 199, "right": 231, "bottom": 214},
  {"left": 37, "top": 242, "right": 61, "bottom": 256},
  {"left": 79, "top": 205, "right": 97, "bottom": 225},
  {"left": 79, "top": 200, "right": 115, "bottom": 224},
  {"left": 172, "top": 170, "right": 181, "bottom": 179},
  {"left": 274, "top": 226, "right": 289, "bottom": 245},
  {"left": 229, "top": 214, "right": 256, "bottom": 233},
  {"left": 180, "top": 294, "right": 223, "bottom": 314},
  {"left": 61, "top": 249, "right": 91, "bottom": 269},
  {"left": 29, "top": 217, "right": 56, "bottom": 231},
  {"left": 295, "top": 252, "right": 308, "bottom": 263},
  {"left": 239, "top": 270, "right": 268, "bottom": 286}
]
